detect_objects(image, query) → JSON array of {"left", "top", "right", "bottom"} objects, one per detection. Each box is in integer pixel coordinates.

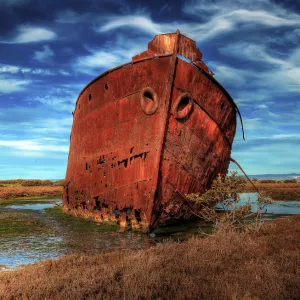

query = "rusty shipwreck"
[{"left": 63, "top": 30, "right": 241, "bottom": 232}]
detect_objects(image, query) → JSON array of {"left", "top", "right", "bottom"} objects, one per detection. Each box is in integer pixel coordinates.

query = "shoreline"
[{"left": 1, "top": 215, "right": 299, "bottom": 299}]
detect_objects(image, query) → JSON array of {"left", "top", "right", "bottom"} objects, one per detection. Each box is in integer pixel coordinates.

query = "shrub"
[
  {"left": 186, "top": 172, "right": 273, "bottom": 233},
  {"left": 283, "top": 179, "right": 297, "bottom": 183},
  {"left": 20, "top": 180, "right": 53, "bottom": 186},
  {"left": 52, "top": 179, "right": 65, "bottom": 186},
  {"left": 258, "top": 179, "right": 277, "bottom": 183}
]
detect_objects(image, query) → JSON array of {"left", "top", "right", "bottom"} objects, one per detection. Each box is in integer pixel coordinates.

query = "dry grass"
[
  {"left": 0, "top": 180, "right": 64, "bottom": 200},
  {"left": 244, "top": 181, "right": 300, "bottom": 200},
  {"left": 0, "top": 185, "right": 63, "bottom": 200},
  {"left": 0, "top": 179, "right": 64, "bottom": 187},
  {"left": 0, "top": 215, "right": 299, "bottom": 300}
]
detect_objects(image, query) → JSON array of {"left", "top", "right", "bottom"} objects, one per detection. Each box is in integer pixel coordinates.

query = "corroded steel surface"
[{"left": 63, "top": 31, "right": 237, "bottom": 232}]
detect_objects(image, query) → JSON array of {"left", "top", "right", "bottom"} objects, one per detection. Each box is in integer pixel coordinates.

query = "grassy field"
[
  {"left": 244, "top": 180, "right": 300, "bottom": 200},
  {"left": 0, "top": 179, "right": 63, "bottom": 200},
  {"left": 0, "top": 210, "right": 51, "bottom": 236},
  {"left": 0, "top": 215, "right": 299, "bottom": 299}
]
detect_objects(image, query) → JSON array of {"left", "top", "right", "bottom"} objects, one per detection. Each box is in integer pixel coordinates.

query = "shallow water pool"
[
  {"left": 7, "top": 203, "right": 58, "bottom": 211},
  {"left": 0, "top": 195, "right": 299, "bottom": 270}
]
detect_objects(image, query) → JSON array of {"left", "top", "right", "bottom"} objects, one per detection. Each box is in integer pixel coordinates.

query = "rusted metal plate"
[
  {"left": 63, "top": 31, "right": 238, "bottom": 232},
  {"left": 133, "top": 33, "right": 202, "bottom": 62},
  {"left": 132, "top": 32, "right": 214, "bottom": 76}
]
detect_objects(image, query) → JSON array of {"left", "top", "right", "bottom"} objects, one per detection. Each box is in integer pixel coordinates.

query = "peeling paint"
[{"left": 63, "top": 31, "right": 237, "bottom": 232}]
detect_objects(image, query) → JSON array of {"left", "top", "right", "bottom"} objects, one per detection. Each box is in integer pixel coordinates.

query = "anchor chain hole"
[
  {"left": 140, "top": 87, "right": 158, "bottom": 115},
  {"left": 177, "top": 96, "right": 190, "bottom": 111},
  {"left": 172, "top": 93, "right": 194, "bottom": 119}
]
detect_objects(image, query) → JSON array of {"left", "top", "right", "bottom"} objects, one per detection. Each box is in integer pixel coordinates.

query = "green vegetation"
[
  {"left": 45, "top": 206, "right": 120, "bottom": 233},
  {"left": 186, "top": 172, "right": 273, "bottom": 233},
  {"left": 152, "top": 219, "right": 213, "bottom": 235},
  {"left": 0, "top": 179, "right": 64, "bottom": 187},
  {"left": 0, "top": 212, "right": 50, "bottom": 236},
  {"left": 0, "top": 196, "right": 61, "bottom": 206}
]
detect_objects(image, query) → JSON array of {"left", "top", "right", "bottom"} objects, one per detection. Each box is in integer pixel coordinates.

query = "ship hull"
[{"left": 63, "top": 32, "right": 237, "bottom": 231}]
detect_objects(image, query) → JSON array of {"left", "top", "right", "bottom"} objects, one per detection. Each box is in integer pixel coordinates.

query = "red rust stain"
[{"left": 63, "top": 31, "right": 238, "bottom": 232}]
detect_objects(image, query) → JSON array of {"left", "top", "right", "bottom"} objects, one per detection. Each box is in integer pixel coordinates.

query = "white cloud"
[
  {"left": 33, "top": 94, "right": 75, "bottom": 112},
  {"left": 95, "top": 0, "right": 300, "bottom": 42},
  {"left": 0, "top": 139, "right": 69, "bottom": 152},
  {"left": 258, "top": 104, "right": 268, "bottom": 109},
  {"left": 95, "top": 15, "right": 222, "bottom": 41},
  {"left": 0, "top": 64, "right": 19, "bottom": 74},
  {"left": 272, "top": 133, "right": 300, "bottom": 139},
  {"left": 73, "top": 35, "right": 146, "bottom": 73},
  {"left": 1, "top": 26, "right": 56, "bottom": 44},
  {"left": 0, "top": 77, "right": 31, "bottom": 93},
  {"left": 76, "top": 51, "right": 121, "bottom": 70},
  {"left": 210, "top": 43, "right": 300, "bottom": 105},
  {"left": 27, "top": 84, "right": 79, "bottom": 112},
  {"left": 211, "top": 64, "right": 250, "bottom": 87},
  {"left": 10, "top": 150, "right": 45, "bottom": 157},
  {"left": 226, "top": 9, "right": 299, "bottom": 26},
  {"left": 219, "top": 43, "right": 286, "bottom": 66},
  {"left": 33, "top": 45, "right": 55, "bottom": 63},
  {"left": 28, "top": 117, "right": 72, "bottom": 134},
  {"left": 183, "top": 0, "right": 300, "bottom": 22},
  {"left": 0, "top": 63, "right": 70, "bottom": 76},
  {"left": 0, "top": 112, "right": 73, "bottom": 136},
  {"left": 97, "top": 15, "right": 162, "bottom": 35}
]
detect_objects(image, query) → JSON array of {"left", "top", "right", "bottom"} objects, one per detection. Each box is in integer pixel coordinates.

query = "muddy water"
[{"left": 0, "top": 193, "right": 299, "bottom": 270}]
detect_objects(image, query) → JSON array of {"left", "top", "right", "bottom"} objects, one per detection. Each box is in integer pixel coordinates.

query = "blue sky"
[{"left": 0, "top": 0, "right": 299, "bottom": 179}]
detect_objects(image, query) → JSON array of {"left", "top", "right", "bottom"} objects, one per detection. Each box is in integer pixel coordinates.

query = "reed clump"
[{"left": 0, "top": 215, "right": 299, "bottom": 299}]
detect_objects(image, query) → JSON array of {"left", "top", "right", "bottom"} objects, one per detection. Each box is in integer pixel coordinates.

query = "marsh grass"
[
  {"left": 0, "top": 185, "right": 63, "bottom": 200},
  {"left": 0, "top": 211, "right": 51, "bottom": 236},
  {"left": 0, "top": 179, "right": 64, "bottom": 187},
  {"left": 0, "top": 197, "right": 61, "bottom": 206},
  {"left": 0, "top": 215, "right": 299, "bottom": 300},
  {"left": 244, "top": 181, "right": 300, "bottom": 201},
  {"left": 45, "top": 206, "right": 120, "bottom": 233}
]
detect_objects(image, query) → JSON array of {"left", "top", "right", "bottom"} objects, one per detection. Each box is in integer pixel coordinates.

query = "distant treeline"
[
  {"left": 247, "top": 178, "right": 299, "bottom": 184},
  {"left": 0, "top": 179, "right": 64, "bottom": 187}
]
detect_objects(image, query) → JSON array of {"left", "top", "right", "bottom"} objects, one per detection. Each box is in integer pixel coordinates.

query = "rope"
[
  {"left": 230, "top": 157, "right": 260, "bottom": 194},
  {"left": 235, "top": 106, "right": 245, "bottom": 140}
]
